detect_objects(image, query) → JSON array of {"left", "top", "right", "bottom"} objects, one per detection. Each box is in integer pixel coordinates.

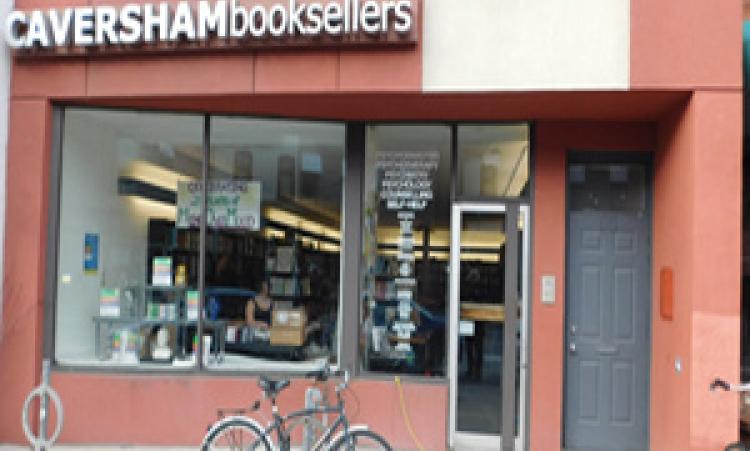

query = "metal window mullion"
[
  {"left": 502, "top": 205, "right": 519, "bottom": 450},
  {"left": 197, "top": 115, "right": 210, "bottom": 371},
  {"left": 45, "top": 107, "right": 64, "bottom": 363},
  {"left": 340, "top": 122, "right": 364, "bottom": 374}
]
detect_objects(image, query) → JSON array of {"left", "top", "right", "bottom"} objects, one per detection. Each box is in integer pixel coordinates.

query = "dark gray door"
[{"left": 565, "top": 162, "right": 650, "bottom": 451}]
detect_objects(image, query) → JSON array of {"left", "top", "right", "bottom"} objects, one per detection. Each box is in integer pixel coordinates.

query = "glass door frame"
[{"left": 448, "top": 203, "right": 530, "bottom": 451}]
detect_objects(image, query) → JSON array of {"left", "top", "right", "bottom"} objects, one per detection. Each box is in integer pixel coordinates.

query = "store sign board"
[
  {"left": 5, "top": 0, "right": 417, "bottom": 57},
  {"left": 176, "top": 180, "right": 261, "bottom": 230}
]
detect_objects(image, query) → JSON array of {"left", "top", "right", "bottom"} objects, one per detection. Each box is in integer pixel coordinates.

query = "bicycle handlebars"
[
  {"left": 709, "top": 378, "right": 750, "bottom": 392},
  {"left": 710, "top": 378, "right": 731, "bottom": 391}
]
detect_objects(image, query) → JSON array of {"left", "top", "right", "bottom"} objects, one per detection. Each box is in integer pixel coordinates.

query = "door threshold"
[{"left": 453, "top": 432, "right": 520, "bottom": 451}]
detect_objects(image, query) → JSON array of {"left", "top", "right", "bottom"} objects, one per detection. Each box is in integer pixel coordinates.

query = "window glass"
[
  {"left": 206, "top": 117, "right": 345, "bottom": 371},
  {"left": 457, "top": 125, "right": 530, "bottom": 198},
  {"left": 457, "top": 212, "right": 506, "bottom": 433},
  {"left": 55, "top": 108, "right": 203, "bottom": 368},
  {"left": 361, "top": 125, "right": 451, "bottom": 376},
  {"left": 569, "top": 163, "right": 646, "bottom": 212}
]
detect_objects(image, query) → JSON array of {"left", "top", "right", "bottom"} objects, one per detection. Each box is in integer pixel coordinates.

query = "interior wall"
[{"left": 55, "top": 114, "right": 151, "bottom": 361}]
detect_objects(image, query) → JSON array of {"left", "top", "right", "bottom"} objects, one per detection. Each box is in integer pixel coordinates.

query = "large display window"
[
  {"left": 206, "top": 117, "right": 344, "bottom": 370},
  {"left": 360, "top": 125, "right": 452, "bottom": 376},
  {"left": 53, "top": 108, "right": 344, "bottom": 371},
  {"left": 51, "top": 107, "right": 530, "bottom": 377},
  {"left": 55, "top": 109, "right": 204, "bottom": 368}
]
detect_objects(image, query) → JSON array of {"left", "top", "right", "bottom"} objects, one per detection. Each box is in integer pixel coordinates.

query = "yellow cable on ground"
[{"left": 394, "top": 376, "right": 427, "bottom": 451}]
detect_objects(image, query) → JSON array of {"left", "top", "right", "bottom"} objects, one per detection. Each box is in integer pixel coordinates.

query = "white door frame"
[{"left": 448, "top": 203, "right": 530, "bottom": 450}]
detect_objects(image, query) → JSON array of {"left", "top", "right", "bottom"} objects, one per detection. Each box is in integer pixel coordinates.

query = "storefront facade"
[{"left": 0, "top": 1, "right": 743, "bottom": 450}]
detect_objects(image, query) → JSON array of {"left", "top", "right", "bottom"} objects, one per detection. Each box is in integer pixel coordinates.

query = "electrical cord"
[{"left": 394, "top": 376, "right": 426, "bottom": 451}]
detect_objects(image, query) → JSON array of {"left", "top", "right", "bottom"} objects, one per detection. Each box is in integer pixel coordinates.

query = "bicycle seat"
[{"left": 258, "top": 377, "right": 290, "bottom": 396}]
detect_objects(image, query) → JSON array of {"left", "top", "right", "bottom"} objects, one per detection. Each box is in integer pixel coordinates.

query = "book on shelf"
[
  {"left": 275, "top": 246, "right": 295, "bottom": 273},
  {"left": 147, "top": 302, "right": 177, "bottom": 320},
  {"left": 152, "top": 256, "right": 173, "bottom": 286},
  {"left": 269, "top": 276, "right": 298, "bottom": 297},
  {"left": 186, "top": 290, "right": 200, "bottom": 320},
  {"left": 301, "top": 277, "right": 311, "bottom": 296},
  {"left": 99, "top": 288, "right": 120, "bottom": 317}
]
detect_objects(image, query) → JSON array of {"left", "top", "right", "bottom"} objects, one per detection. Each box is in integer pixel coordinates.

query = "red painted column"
[
  {"left": 651, "top": 91, "right": 742, "bottom": 450},
  {"left": 0, "top": 99, "right": 51, "bottom": 443},
  {"left": 529, "top": 124, "right": 567, "bottom": 451}
]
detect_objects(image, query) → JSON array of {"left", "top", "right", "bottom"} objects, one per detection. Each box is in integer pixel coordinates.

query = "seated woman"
[{"left": 245, "top": 281, "right": 273, "bottom": 329}]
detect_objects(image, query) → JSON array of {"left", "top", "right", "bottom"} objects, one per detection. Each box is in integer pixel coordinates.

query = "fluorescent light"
[
  {"left": 120, "top": 160, "right": 194, "bottom": 192},
  {"left": 264, "top": 206, "right": 341, "bottom": 242},
  {"left": 125, "top": 196, "right": 176, "bottom": 219}
]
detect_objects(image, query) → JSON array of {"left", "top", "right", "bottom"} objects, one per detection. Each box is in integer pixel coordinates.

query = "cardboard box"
[
  {"left": 270, "top": 327, "right": 305, "bottom": 346},
  {"left": 272, "top": 308, "right": 307, "bottom": 328}
]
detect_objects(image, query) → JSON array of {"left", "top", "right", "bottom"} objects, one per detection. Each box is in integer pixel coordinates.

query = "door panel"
[
  {"left": 450, "top": 205, "right": 527, "bottom": 451},
  {"left": 565, "top": 162, "right": 650, "bottom": 451},
  {"left": 456, "top": 212, "right": 506, "bottom": 435}
]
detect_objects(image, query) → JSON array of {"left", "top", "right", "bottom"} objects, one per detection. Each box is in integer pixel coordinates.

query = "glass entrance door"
[{"left": 449, "top": 204, "right": 528, "bottom": 450}]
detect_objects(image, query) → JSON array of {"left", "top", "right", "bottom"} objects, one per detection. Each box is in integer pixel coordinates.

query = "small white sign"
[
  {"left": 542, "top": 275, "right": 556, "bottom": 304},
  {"left": 459, "top": 320, "right": 475, "bottom": 337}
]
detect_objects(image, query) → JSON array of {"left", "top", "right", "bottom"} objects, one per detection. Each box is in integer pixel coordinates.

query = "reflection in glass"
[
  {"left": 456, "top": 213, "right": 505, "bottom": 434},
  {"left": 207, "top": 117, "right": 345, "bottom": 371},
  {"left": 55, "top": 108, "right": 203, "bottom": 368},
  {"left": 361, "top": 125, "right": 451, "bottom": 376},
  {"left": 457, "top": 125, "right": 530, "bottom": 198},
  {"left": 569, "top": 164, "right": 646, "bottom": 213}
]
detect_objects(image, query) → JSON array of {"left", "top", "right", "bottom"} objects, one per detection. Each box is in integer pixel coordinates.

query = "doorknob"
[{"left": 569, "top": 343, "right": 577, "bottom": 354}]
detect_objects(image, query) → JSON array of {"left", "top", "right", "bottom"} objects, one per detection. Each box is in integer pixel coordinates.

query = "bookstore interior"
[{"left": 54, "top": 107, "right": 529, "bottom": 375}]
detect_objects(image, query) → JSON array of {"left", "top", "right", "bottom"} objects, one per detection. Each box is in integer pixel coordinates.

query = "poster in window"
[
  {"left": 83, "top": 232, "right": 99, "bottom": 274},
  {"left": 377, "top": 151, "right": 440, "bottom": 352},
  {"left": 176, "top": 181, "right": 261, "bottom": 230}
]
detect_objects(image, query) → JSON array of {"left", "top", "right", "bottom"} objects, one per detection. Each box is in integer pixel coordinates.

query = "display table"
[{"left": 93, "top": 316, "right": 227, "bottom": 363}]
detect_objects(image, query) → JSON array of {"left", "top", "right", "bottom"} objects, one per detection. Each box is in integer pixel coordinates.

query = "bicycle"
[
  {"left": 710, "top": 378, "right": 750, "bottom": 451},
  {"left": 201, "top": 365, "right": 393, "bottom": 450}
]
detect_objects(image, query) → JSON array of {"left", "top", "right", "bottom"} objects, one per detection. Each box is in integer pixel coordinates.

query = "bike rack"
[{"left": 21, "top": 359, "right": 63, "bottom": 451}]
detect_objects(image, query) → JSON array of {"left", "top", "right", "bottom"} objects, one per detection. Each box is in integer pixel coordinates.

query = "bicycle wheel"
[
  {"left": 329, "top": 429, "right": 393, "bottom": 451},
  {"left": 201, "top": 417, "right": 272, "bottom": 451}
]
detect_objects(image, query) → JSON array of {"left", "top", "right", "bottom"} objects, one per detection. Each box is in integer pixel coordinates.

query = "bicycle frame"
[
  {"left": 204, "top": 369, "right": 375, "bottom": 451},
  {"left": 260, "top": 391, "right": 351, "bottom": 451}
]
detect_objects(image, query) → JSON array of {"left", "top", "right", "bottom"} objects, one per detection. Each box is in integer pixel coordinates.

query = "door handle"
[{"left": 569, "top": 343, "right": 576, "bottom": 354}]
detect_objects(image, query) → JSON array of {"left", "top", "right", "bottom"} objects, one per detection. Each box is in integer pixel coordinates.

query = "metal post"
[
  {"left": 39, "top": 360, "right": 50, "bottom": 449},
  {"left": 340, "top": 123, "right": 365, "bottom": 373},
  {"left": 197, "top": 115, "right": 210, "bottom": 370},
  {"left": 502, "top": 207, "right": 519, "bottom": 451},
  {"left": 22, "top": 358, "right": 63, "bottom": 451}
]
